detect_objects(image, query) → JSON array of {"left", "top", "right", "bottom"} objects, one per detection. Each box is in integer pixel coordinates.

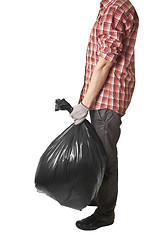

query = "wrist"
[
  {"left": 81, "top": 101, "right": 89, "bottom": 109},
  {"left": 81, "top": 97, "right": 93, "bottom": 108}
]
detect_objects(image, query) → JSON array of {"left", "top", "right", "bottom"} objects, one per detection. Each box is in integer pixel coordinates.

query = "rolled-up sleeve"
[{"left": 97, "top": 7, "right": 124, "bottom": 63}]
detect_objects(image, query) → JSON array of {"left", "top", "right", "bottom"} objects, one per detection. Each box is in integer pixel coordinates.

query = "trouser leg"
[{"left": 89, "top": 109, "right": 122, "bottom": 222}]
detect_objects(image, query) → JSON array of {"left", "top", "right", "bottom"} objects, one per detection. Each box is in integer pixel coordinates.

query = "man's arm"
[
  {"left": 82, "top": 57, "right": 113, "bottom": 108},
  {"left": 70, "top": 57, "right": 113, "bottom": 125}
]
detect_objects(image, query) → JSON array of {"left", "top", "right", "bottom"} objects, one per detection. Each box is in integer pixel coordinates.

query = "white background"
[{"left": 0, "top": 0, "right": 162, "bottom": 239}]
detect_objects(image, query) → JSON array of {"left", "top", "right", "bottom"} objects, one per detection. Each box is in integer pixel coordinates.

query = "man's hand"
[{"left": 70, "top": 102, "right": 89, "bottom": 125}]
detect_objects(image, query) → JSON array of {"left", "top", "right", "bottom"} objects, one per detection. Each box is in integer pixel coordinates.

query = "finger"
[{"left": 74, "top": 117, "right": 86, "bottom": 125}]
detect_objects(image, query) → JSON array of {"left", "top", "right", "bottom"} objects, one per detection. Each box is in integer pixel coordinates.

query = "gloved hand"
[{"left": 70, "top": 102, "right": 89, "bottom": 125}]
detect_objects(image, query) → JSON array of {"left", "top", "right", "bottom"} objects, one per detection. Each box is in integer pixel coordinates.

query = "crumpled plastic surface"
[{"left": 35, "top": 99, "right": 106, "bottom": 210}]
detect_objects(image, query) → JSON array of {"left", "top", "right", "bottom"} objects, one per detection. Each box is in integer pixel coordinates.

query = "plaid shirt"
[{"left": 79, "top": 0, "right": 139, "bottom": 115}]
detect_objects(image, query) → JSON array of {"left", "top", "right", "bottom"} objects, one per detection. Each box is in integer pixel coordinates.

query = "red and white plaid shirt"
[{"left": 79, "top": 0, "right": 139, "bottom": 115}]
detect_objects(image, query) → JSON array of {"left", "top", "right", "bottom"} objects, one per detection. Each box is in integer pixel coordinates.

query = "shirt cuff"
[{"left": 98, "top": 52, "right": 117, "bottom": 63}]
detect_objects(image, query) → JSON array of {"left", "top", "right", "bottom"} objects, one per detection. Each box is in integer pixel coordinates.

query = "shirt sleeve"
[{"left": 97, "top": 7, "right": 124, "bottom": 63}]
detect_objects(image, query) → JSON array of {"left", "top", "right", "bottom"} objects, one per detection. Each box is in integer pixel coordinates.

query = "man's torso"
[{"left": 79, "top": 0, "right": 139, "bottom": 115}]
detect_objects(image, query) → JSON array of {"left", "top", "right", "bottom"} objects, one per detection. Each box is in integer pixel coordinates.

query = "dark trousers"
[{"left": 89, "top": 109, "right": 122, "bottom": 223}]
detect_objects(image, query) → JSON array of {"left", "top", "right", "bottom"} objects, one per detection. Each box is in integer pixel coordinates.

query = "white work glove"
[{"left": 70, "top": 102, "right": 89, "bottom": 125}]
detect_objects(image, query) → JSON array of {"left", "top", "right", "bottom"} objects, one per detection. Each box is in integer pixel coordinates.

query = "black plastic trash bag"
[{"left": 35, "top": 99, "right": 106, "bottom": 210}]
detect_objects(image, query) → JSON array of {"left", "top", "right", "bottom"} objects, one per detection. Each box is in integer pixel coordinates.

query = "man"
[{"left": 70, "top": 0, "right": 139, "bottom": 231}]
